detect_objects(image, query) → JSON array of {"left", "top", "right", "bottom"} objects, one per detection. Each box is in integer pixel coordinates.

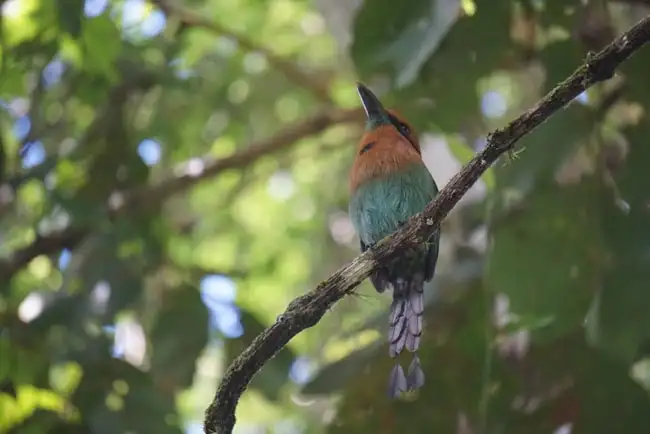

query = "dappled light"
[{"left": 1, "top": 0, "right": 650, "bottom": 434}]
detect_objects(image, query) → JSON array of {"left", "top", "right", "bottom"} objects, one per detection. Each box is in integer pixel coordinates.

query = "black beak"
[{"left": 356, "top": 82, "right": 390, "bottom": 126}]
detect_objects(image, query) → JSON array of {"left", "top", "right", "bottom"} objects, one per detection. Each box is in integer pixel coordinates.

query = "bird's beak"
[{"left": 356, "top": 82, "right": 390, "bottom": 126}]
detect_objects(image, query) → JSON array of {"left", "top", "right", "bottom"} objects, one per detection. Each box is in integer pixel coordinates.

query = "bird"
[{"left": 348, "top": 82, "right": 440, "bottom": 398}]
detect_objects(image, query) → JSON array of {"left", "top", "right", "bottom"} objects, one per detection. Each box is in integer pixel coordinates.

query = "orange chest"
[{"left": 349, "top": 143, "right": 422, "bottom": 193}]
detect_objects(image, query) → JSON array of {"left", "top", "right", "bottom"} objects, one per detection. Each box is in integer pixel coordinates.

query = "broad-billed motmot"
[{"left": 348, "top": 83, "right": 440, "bottom": 398}]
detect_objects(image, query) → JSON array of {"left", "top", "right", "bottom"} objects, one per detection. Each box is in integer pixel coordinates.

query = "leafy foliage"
[{"left": 1, "top": 0, "right": 650, "bottom": 433}]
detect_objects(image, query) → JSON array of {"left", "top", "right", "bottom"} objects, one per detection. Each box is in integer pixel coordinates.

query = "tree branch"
[
  {"left": 120, "top": 108, "right": 362, "bottom": 210},
  {"left": 0, "top": 228, "right": 85, "bottom": 285},
  {"left": 150, "top": 0, "right": 333, "bottom": 103},
  {"left": 203, "top": 15, "right": 650, "bottom": 434},
  {"left": 0, "top": 108, "right": 362, "bottom": 282}
]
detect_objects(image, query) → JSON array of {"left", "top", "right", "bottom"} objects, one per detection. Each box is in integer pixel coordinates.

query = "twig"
[
  {"left": 150, "top": 0, "right": 333, "bottom": 103},
  {"left": 0, "top": 108, "right": 362, "bottom": 282},
  {"left": 0, "top": 228, "right": 85, "bottom": 285},
  {"left": 203, "top": 14, "right": 650, "bottom": 434},
  {"left": 119, "top": 108, "right": 362, "bottom": 211}
]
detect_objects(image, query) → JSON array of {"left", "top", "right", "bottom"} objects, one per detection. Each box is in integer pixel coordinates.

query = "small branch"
[
  {"left": 150, "top": 0, "right": 333, "bottom": 103},
  {"left": 0, "top": 228, "right": 85, "bottom": 284},
  {"left": 0, "top": 108, "right": 362, "bottom": 282},
  {"left": 203, "top": 15, "right": 650, "bottom": 434},
  {"left": 119, "top": 108, "right": 362, "bottom": 211}
]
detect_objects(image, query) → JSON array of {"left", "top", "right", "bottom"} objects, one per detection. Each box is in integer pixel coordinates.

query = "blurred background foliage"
[{"left": 1, "top": 0, "right": 650, "bottom": 433}]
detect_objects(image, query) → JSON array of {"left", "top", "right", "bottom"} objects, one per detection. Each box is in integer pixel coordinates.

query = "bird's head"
[{"left": 356, "top": 82, "right": 421, "bottom": 155}]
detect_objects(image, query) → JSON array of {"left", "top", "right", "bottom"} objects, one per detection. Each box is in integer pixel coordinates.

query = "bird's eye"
[{"left": 398, "top": 122, "right": 410, "bottom": 136}]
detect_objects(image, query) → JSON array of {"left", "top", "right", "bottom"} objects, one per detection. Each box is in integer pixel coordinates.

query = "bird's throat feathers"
[{"left": 349, "top": 125, "right": 424, "bottom": 193}]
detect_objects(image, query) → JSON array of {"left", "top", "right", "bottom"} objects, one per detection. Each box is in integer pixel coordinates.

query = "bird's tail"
[{"left": 387, "top": 274, "right": 425, "bottom": 398}]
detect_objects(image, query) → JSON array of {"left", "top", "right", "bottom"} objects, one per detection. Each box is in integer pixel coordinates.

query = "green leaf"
[
  {"left": 536, "top": 0, "right": 582, "bottom": 31},
  {"left": 2, "top": 0, "right": 57, "bottom": 47},
  {"left": 57, "top": 0, "right": 85, "bottom": 38},
  {"left": 586, "top": 123, "right": 650, "bottom": 362},
  {"left": 353, "top": 0, "right": 512, "bottom": 131},
  {"left": 539, "top": 39, "right": 585, "bottom": 93},
  {"left": 149, "top": 285, "right": 209, "bottom": 392},
  {"left": 486, "top": 179, "right": 603, "bottom": 343},
  {"left": 59, "top": 15, "right": 121, "bottom": 80},
  {"left": 71, "top": 359, "right": 183, "bottom": 434},
  {"left": 301, "top": 342, "right": 382, "bottom": 396},
  {"left": 352, "top": 0, "right": 461, "bottom": 89},
  {"left": 486, "top": 102, "right": 599, "bottom": 344},
  {"left": 1, "top": 409, "right": 88, "bottom": 434},
  {"left": 0, "top": 322, "right": 53, "bottom": 403},
  {"left": 81, "top": 15, "right": 121, "bottom": 80}
]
